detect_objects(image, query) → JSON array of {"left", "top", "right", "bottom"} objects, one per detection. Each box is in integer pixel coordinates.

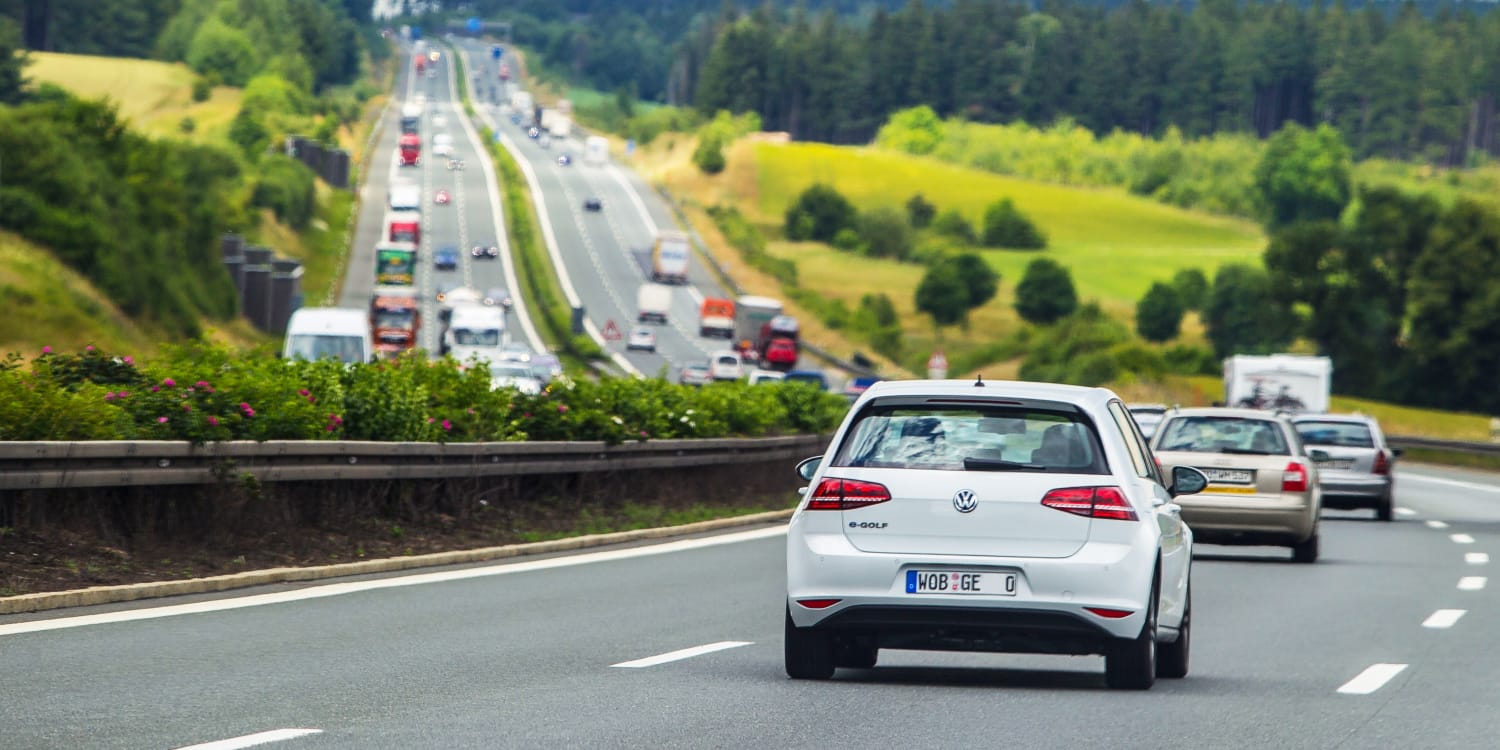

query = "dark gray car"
[{"left": 1292, "top": 414, "right": 1400, "bottom": 521}]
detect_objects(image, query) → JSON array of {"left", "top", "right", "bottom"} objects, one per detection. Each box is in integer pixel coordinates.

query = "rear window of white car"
[
  {"left": 1156, "top": 416, "right": 1290, "bottom": 455},
  {"left": 831, "top": 406, "right": 1107, "bottom": 474},
  {"left": 1294, "top": 421, "right": 1375, "bottom": 448}
]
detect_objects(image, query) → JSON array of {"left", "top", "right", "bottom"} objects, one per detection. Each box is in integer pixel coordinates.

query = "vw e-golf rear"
[{"left": 786, "top": 380, "right": 1206, "bottom": 689}]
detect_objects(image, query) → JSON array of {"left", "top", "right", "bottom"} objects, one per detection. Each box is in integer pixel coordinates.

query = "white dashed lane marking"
[
  {"left": 1422, "top": 609, "right": 1466, "bottom": 629},
  {"left": 1395, "top": 507, "right": 1416, "bottom": 517},
  {"left": 1337, "top": 664, "right": 1408, "bottom": 695},
  {"left": 1425, "top": 520, "right": 1449, "bottom": 529},
  {"left": 1458, "top": 576, "right": 1487, "bottom": 591},
  {"left": 610, "top": 641, "right": 753, "bottom": 669},
  {"left": 172, "top": 728, "right": 322, "bottom": 750},
  {"left": 1451, "top": 534, "right": 1476, "bottom": 545},
  {"left": 1466, "top": 552, "right": 1490, "bottom": 565}
]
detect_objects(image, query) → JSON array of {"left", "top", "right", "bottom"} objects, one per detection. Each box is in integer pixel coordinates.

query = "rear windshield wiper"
[{"left": 963, "top": 457, "right": 1048, "bottom": 471}]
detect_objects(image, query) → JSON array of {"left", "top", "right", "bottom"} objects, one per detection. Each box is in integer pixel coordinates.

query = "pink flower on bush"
[
  {"left": 467, "top": 408, "right": 476, "bottom": 415},
  {"left": 41, "top": 345, "right": 51, "bottom": 354},
  {"left": 208, "top": 416, "right": 219, "bottom": 427},
  {"left": 163, "top": 378, "right": 176, "bottom": 387},
  {"left": 118, "top": 390, "right": 130, "bottom": 398},
  {"left": 239, "top": 402, "right": 255, "bottom": 417},
  {"left": 104, "top": 392, "right": 116, "bottom": 401},
  {"left": 442, "top": 420, "right": 452, "bottom": 431},
  {"left": 557, "top": 404, "right": 569, "bottom": 413},
  {"left": 157, "top": 416, "right": 168, "bottom": 424},
  {"left": 298, "top": 389, "right": 310, "bottom": 397},
  {"left": 151, "top": 386, "right": 160, "bottom": 393},
  {"left": 639, "top": 430, "right": 649, "bottom": 437},
  {"left": 427, "top": 417, "right": 435, "bottom": 424},
  {"left": 195, "top": 381, "right": 210, "bottom": 388},
  {"left": 85, "top": 345, "right": 95, "bottom": 352},
  {"left": 122, "top": 356, "right": 134, "bottom": 366},
  {"left": 327, "top": 424, "right": 338, "bottom": 432},
  {"left": 182, "top": 404, "right": 192, "bottom": 412}
]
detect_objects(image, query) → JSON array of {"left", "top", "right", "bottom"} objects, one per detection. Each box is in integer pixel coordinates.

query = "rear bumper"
[
  {"left": 799, "top": 604, "right": 1124, "bottom": 656},
  {"left": 786, "top": 528, "right": 1157, "bottom": 649},
  {"left": 1179, "top": 497, "right": 1317, "bottom": 545},
  {"left": 1318, "top": 476, "right": 1391, "bottom": 506}
]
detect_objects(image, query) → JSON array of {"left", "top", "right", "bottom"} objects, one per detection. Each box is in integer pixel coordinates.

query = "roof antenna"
[{"left": 974, "top": 374, "right": 985, "bottom": 388}]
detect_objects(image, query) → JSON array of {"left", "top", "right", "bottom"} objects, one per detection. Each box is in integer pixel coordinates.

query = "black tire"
[
  {"left": 1376, "top": 493, "right": 1394, "bottom": 522},
  {"left": 784, "top": 607, "right": 835, "bottom": 680},
  {"left": 1105, "top": 579, "right": 1158, "bottom": 690},
  {"left": 833, "top": 641, "right": 878, "bottom": 670},
  {"left": 1156, "top": 585, "right": 1189, "bottom": 679},
  {"left": 1292, "top": 531, "right": 1320, "bottom": 563}
]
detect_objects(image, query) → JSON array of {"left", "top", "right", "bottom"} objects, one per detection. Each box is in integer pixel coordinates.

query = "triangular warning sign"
[
  {"left": 603, "top": 319, "right": 622, "bottom": 341},
  {"left": 928, "top": 350, "right": 948, "bottom": 370}
]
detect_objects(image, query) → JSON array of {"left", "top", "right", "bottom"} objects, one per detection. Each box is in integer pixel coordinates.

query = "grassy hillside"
[
  {"left": 28, "top": 52, "right": 243, "bottom": 142},
  {"left": 0, "top": 230, "right": 158, "bottom": 355},
  {"left": 754, "top": 142, "right": 1264, "bottom": 309}
]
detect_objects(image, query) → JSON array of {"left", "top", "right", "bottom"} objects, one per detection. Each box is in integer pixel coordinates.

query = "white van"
[
  {"left": 283, "top": 308, "right": 372, "bottom": 365},
  {"left": 443, "top": 304, "right": 505, "bottom": 364},
  {"left": 388, "top": 181, "right": 420, "bottom": 211},
  {"left": 433, "top": 132, "right": 454, "bottom": 157}
]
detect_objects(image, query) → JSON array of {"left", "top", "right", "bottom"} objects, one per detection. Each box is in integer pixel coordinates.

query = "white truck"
[
  {"left": 585, "top": 135, "right": 609, "bottom": 166},
  {"left": 636, "top": 283, "right": 672, "bottom": 324},
  {"left": 443, "top": 303, "right": 506, "bottom": 364},
  {"left": 510, "top": 90, "right": 534, "bottom": 125},
  {"left": 388, "top": 180, "right": 420, "bottom": 211},
  {"left": 282, "top": 308, "right": 372, "bottom": 365},
  {"left": 651, "top": 230, "right": 691, "bottom": 285},
  {"left": 1223, "top": 354, "right": 1332, "bottom": 413}
]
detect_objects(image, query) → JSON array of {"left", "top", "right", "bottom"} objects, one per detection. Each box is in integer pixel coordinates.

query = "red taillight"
[
  {"left": 1040, "top": 486, "right": 1138, "bottom": 521},
  {"left": 806, "top": 478, "right": 892, "bottom": 511},
  {"left": 1282, "top": 462, "right": 1309, "bottom": 493},
  {"left": 796, "top": 599, "right": 841, "bottom": 609},
  {"left": 1085, "top": 607, "right": 1135, "bottom": 619},
  {"left": 1373, "top": 451, "right": 1390, "bottom": 475}
]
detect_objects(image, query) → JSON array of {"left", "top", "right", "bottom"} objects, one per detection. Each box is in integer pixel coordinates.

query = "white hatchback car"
[
  {"left": 709, "top": 351, "right": 743, "bottom": 381},
  {"left": 786, "top": 379, "right": 1207, "bottom": 689}
]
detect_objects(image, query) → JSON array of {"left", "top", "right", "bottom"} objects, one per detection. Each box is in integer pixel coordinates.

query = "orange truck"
[
  {"left": 698, "top": 297, "right": 736, "bottom": 339},
  {"left": 370, "top": 285, "right": 421, "bottom": 356}
]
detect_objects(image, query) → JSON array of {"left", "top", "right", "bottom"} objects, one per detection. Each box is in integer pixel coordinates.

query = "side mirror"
[
  {"left": 795, "top": 455, "right": 823, "bottom": 482},
  {"left": 1308, "top": 448, "right": 1332, "bottom": 463},
  {"left": 1170, "top": 466, "right": 1209, "bottom": 497},
  {"left": 1391, "top": 448, "right": 1404, "bottom": 458}
]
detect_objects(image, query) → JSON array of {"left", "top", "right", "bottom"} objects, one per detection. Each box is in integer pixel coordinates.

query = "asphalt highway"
[
  {"left": 456, "top": 40, "right": 734, "bottom": 380},
  {"left": 3, "top": 463, "right": 1497, "bottom": 748},
  {"left": 341, "top": 43, "right": 541, "bottom": 357}
]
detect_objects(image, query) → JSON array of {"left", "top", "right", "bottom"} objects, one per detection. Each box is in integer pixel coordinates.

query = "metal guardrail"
[
  {"left": 1389, "top": 435, "right": 1500, "bottom": 457},
  {"left": 0, "top": 435, "right": 825, "bottom": 491}
]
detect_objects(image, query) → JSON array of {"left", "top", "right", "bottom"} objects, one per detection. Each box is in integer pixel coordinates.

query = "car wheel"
[
  {"left": 833, "top": 640, "right": 878, "bottom": 670},
  {"left": 1376, "top": 492, "right": 1394, "bottom": 522},
  {"left": 1105, "top": 576, "right": 1158, "bottom": 690},
  {"left": 1156, "top": 585, "right": 1189, "bottom": 679},
  {"left": 1292, "top": 530, "right": 1320, "bottom": 563},
  {"left": 784, "top": 606, "right": 835, "bottom": 680}
]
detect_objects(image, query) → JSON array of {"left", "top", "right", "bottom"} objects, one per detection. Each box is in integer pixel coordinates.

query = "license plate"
[
  {"left": 1205, "top": 485, "right": 1257, "bottom": 494},
  {"left": 906, "top": 570, "right": 1016, "bottom": 596},
  {"left": 1201, "top": 468, "right": 1253, "bottom": 484},
  {"left": 1328, "top": 459, "right": 1355, "bottom": 470}
]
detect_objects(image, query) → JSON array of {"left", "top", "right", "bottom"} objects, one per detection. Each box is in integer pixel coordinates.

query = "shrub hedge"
[{"left": 0, "top": 344, "right": 849, "bottom": 443}]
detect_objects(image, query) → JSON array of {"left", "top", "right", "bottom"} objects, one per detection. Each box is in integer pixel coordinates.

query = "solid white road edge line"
[
  {"left": 1466, "top": 552, "right": 1490, "bottom": 565},
  {"left": 1458, "top": 576, "right": 1487, "bottom": 591},
  {"left": 1451, "top": 534, "right": 1476, "bottom": 544},
  {"left": 0, "top": 526, "right": 788, "bottom": 637},
  {"left": 611, "top": 641, "right": 753, "bottom": 668},
  {"left": 1426, "top": 520, "right": 1450, "bottom": 529},
  {"left": 1422, "top": 609, "right": 1466, "bottom": 629},
  {"left": 1400, "top": 473, "right": 1500, "bottom": 493},
  {"left": 172, "top": 728, "right": 322, "bottom": 750},
  {"left": 1395, "top": 507, "right": 1416, "bottom": 517},
  {"left": 1337, "top": 664, "right": 1408, "bottom": 695}
]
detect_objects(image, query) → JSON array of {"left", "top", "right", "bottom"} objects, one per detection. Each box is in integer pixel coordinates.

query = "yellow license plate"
[{"left": 1206, "top": 485, "right": 1257, "bottom": 494}]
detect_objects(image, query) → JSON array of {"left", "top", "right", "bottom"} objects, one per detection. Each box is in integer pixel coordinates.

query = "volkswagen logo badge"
[{"left": 953, "top": 489, "right": 978, "bottom": 514}]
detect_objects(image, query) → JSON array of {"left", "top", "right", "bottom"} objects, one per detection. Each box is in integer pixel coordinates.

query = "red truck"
[
  {"left": 384, "top": 210, "right": 421, "bottom": 245},
  {"left": 399, "top": 132, "right": 421, "bottom": 166},
  {"left": 757, "top": 315, "right": 800, "bottom": 371},
  {"left": 370, "top": 285, "right": 421, "bottom": 356}
]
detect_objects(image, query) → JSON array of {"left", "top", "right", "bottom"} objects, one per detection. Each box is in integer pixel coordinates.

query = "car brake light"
[
  {"left": 1040, "top": 486, "right": 1137, "bottom": 521},
  {"left": 796, "top": 599, "right": 841, "bottom": 609},
  {"left": 1373, "top": 450, "right": 1390, "bottom": 475},
  {"left": 806, "top": 478, "right": 891, "bottom": 511},
  {"left": 1282, "top": 462, "right": 1309, "bottom": 492},
  {"left": 1085, "top": 607, "right": 1135, "bottom": 619}
]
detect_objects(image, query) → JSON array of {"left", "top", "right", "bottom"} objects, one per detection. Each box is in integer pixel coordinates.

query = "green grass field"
[
  {"left": 754, "top": 142, "right": 1265, "bottom": 308},
  {"left": 28, "top": 52, "right": 243, "bottom": 142}
]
